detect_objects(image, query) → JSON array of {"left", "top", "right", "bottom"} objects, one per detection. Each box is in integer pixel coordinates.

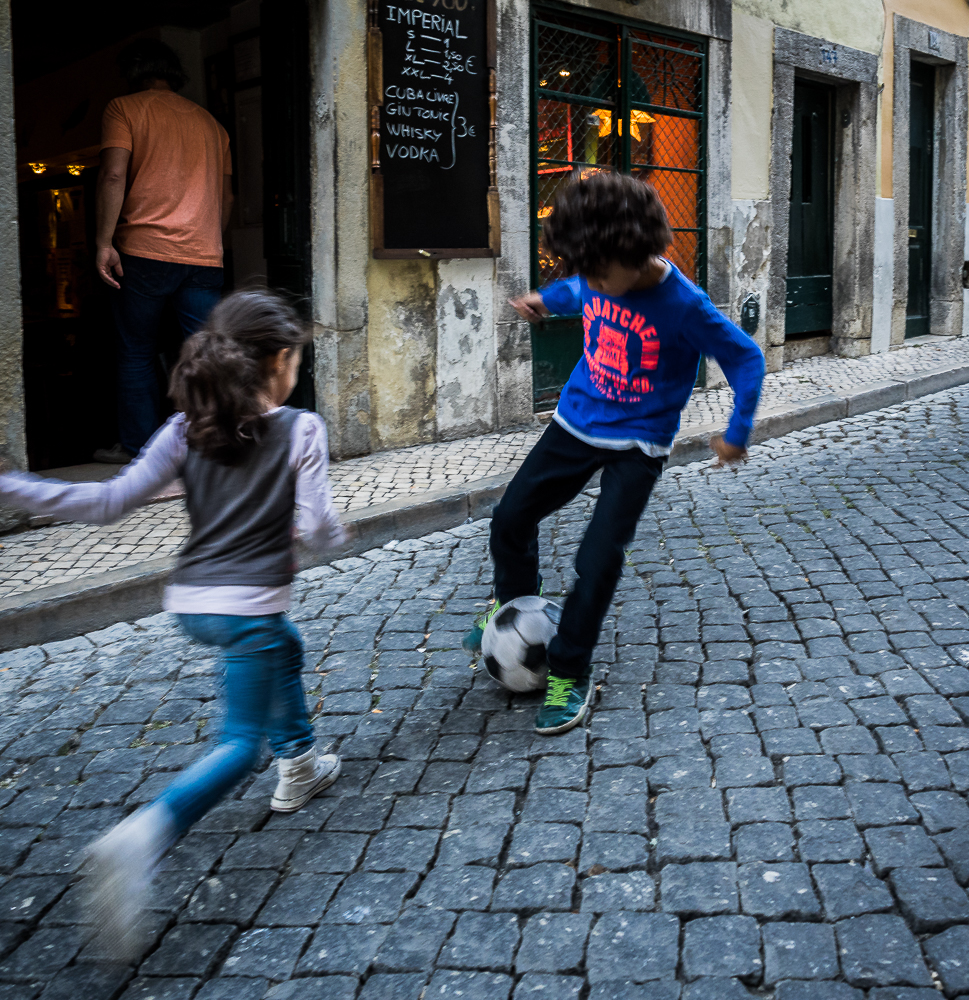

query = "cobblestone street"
[{"left": 4, "top": 388, "right": 969, "bottom": 998}]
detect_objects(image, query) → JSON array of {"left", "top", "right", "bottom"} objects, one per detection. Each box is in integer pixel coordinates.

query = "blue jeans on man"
[
  {"left": 113, "top": 253, "right": 222, "bottom": 456},
  {"left": 156, "top": 613, "right": 314, "bottom": 835}
]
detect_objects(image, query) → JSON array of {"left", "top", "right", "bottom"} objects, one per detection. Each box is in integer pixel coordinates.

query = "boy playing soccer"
[{"left": 464, "top": 172, "right": 765, "bottom": 735}]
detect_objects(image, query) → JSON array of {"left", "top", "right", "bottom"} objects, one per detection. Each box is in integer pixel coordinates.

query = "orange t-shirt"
[{"left": 101, "top": 90, "right": 232, "bottom": 268}]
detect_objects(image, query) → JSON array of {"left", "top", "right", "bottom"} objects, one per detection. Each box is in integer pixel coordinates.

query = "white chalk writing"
[{"left": 382, "top": 2, "right": 481, "bottom": 171}]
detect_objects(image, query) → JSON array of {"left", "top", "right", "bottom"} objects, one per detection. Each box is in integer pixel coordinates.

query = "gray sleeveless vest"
[{"left": 171, "top": 407, "right": 301, "bottom": 588}]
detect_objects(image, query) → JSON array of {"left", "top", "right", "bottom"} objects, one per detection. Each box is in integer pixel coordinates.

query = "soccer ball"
[{"left": 481, "top": 595, "right": 563, "bottom": 693}]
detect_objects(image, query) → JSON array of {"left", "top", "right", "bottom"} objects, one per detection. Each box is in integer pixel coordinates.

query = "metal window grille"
[{"left": 530, "top": 3, "right": 707, "bottom": 406}]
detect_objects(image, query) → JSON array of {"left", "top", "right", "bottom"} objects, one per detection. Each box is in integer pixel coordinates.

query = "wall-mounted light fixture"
[
  {"left": 67, "top": 165, "right": 84, "bottom": 176},
  {"left": 28, "top": 162, "right": 47, "bottom": 174}
]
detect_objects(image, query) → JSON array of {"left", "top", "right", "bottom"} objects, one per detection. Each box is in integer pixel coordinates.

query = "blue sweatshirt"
[{"left": 540, "top": 265, "right": 765, "bottom": 452}]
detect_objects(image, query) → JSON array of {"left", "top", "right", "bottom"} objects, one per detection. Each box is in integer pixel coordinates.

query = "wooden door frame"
[
  {"left": 890, "top": 16, "right": 968, "bottom": 346},
  {"left": 261, "top": 0, "right": 314, "bottom": 411}
]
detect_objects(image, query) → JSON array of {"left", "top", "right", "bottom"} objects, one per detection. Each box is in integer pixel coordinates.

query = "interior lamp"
[{"left": 592, "top": 108, "right": 656, "bottom": 140}]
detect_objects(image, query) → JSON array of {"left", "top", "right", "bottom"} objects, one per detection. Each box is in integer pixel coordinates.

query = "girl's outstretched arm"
[
  {"left": 290, "top": 413, "right": 346, "bottom": 552},
  {"left": 0, "top": 417, "right": 187, "bottom": 525}
]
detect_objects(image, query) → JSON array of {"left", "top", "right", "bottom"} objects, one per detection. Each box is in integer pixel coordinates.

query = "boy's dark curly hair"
[{"left": 542, "top": 171, "right": 672, "bottom": 277}]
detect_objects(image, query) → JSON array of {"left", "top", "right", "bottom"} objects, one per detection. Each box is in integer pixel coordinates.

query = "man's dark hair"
[
  {"left": 118, "top": 39, "right": 187, "bottom": 92},
  {"left": 542, "top": 171, "right": 672, "bottom": 277}
]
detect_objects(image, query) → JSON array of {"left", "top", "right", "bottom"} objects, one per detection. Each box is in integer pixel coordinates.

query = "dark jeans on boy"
[
  {"left": 491, "top": 420, "right": 664, "bottom": 680},
  {"left": 113, "top": 253, "right": 223, "bottom": 456}
]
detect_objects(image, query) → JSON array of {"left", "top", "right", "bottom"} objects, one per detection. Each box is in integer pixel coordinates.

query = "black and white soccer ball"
[{"left": 481, "top": 595, "right": 563, "bottom": 693}]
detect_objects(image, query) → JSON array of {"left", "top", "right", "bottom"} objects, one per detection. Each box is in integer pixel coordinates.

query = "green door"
[
  {"left": 907, "top": 61, "right": 934, "bottom": 338},
  {"left": 786, "top": 81, "right": 833, "bottom": 337},
  {"left": 530, "top": 5, "right": 706, "bottom": 408}
]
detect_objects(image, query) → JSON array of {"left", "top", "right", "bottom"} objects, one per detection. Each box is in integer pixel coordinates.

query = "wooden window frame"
[{"left": 367, "top": 0, "right": 501, "bottom": 260}]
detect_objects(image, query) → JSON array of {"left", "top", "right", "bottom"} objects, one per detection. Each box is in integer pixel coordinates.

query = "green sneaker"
[
  {"left": 534, "top": 673, "right": 594, "bottom": 735},
  {"left": 462, "top": 600, "right": 501, "bottom": 654}
]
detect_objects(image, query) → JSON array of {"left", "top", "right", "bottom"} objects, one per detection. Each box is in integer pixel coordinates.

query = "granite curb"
[{"left": 2, "top": 361, "right": 967, "bottom": 651}]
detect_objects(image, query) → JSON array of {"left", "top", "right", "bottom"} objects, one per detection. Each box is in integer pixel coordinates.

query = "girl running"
[{"left": 0, "top": 289, "right": 345, "bottom": 956}]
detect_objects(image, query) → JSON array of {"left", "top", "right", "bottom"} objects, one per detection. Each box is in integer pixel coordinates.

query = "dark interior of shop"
[{"left": 12, "top": 0, "right": 310, "bottom": 472}]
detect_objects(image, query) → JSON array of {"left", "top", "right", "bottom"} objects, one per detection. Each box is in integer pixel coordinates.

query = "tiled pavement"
[
  {"left": 1, "top": 389, "right": 969, "bottom": 995},
  {"left": 1, "top": 336, "right": 969, "bottom": 604}
]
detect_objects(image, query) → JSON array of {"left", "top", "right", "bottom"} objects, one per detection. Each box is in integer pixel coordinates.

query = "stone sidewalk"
[
  {"left": 2, "top": 335, "right": 969, "bottom": 604},
  {"left": 1, "top": 388, "right": 969, "bottom": 996}
]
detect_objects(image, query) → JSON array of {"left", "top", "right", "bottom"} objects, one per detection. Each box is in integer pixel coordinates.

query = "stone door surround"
[
  {"left": 768, "top": 28, "right": 878, "bottom": 360},
  {"left": 890, "top": 15, "right": 968, "bottom": 347}
]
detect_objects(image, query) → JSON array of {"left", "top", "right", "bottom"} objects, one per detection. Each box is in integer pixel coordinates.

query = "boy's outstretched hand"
[
  {"left": 709, "top": 435, "right": 747, "bottom": 467},
  {"left": 509, "top": 291, "right": 549, "bottom": 323}
]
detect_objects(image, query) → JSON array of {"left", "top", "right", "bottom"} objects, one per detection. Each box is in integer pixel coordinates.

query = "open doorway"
[{"left": 12, "top": 0, "right": 311, "bottom": 473}]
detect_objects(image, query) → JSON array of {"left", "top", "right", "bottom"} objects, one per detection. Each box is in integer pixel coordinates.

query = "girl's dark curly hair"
[
  {"left": 170, "top": 290, "right": 310, "bottom": 465},
  {"left": 542, "top": 171, "right": 672, "bottom": 277}
]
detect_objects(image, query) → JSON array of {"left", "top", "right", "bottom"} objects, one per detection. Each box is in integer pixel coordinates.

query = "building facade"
[
  {"left": 731, "top": 0, "right": 969, "bottom": 372},
  {"left": 0, "top": 0, "right": 967, "bottom": 482}
]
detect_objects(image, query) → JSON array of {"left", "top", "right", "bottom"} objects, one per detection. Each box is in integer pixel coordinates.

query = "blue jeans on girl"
[{"left": 156, "top": 613, "right": 315, "bottom": 835}]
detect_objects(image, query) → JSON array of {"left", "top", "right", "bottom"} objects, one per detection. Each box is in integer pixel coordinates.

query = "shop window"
[{"left": 531, "top": 3, "right": 706, "bottom": 406}]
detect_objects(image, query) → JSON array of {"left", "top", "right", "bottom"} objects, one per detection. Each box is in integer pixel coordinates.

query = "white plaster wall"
[
  {"left": 494, "top": 0, "right": 536, "bottom": 430},
  {"left": 872, "top": 196, "right": 894, "bottom": 353},
  {"left": 310, "top": 0, "right": 372, "bottom": 458},
  {"left": 436, "top": 259, "right": 497, "bottom": 439},
  {"left": 731, "top": 198, "right": 771, "bottom": 346}
]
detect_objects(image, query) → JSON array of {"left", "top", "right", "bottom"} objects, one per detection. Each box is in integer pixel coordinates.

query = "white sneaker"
[
  {"left": 84, "top": 802, "right": 175, "bottom": 962},
  {"left": 270, "top": 748, "right": 341, "bottom": 812}
]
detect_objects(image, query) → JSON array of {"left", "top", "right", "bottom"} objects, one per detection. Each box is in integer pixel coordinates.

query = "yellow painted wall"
[
  {"left": 366, "top": 259, "right": 438, "bottom": 451},
  {"left": 879, "top": 1, "right": 969, "bottom": 200},
  {"left": 732, "top": 10, "right": 773, "bottom": 201},
  {"left": 731, "top": 0, "right": 886, "bottom": 202},
  {"left": 732, "top": 1, "right": 969, "bottom": 202},
  {"left": 733, "top": 0, "right": 884, "bottom": 54}
]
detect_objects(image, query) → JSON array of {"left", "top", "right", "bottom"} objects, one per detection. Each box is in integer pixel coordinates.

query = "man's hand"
[
  {"left": 710, "top": 435, "right": 747, "bottom": 467},
  {"left": 96, "top": 246, "right": 124, "bottom": 289},
  {"left": 508, "top": 291, "right": 549, "bottom": 323},
  {"left": 94, "top": 146, "right": 129, "bottom": 288}
]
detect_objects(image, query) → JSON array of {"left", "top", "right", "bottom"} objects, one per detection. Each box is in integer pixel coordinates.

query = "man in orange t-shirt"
[{"left": 94, "top": 39, "right": 234, "bottom": 463}]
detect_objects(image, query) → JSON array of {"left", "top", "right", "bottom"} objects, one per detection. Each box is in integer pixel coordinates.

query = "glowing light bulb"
[
  {"left": 28, "top": 162, "right": 46, "bottom": 174},
  {"left": 67, "top": 164, "right": 84, "bottom": 176}
]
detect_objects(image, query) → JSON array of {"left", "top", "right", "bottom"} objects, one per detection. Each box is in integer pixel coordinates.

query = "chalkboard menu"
[{"left": 369, "top": 0, "right": 500, "bottom": 258}]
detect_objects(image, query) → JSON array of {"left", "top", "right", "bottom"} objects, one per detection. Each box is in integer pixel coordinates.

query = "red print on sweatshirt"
[{"left": 583, "top": 296, "right": 659, "bottom": 402}]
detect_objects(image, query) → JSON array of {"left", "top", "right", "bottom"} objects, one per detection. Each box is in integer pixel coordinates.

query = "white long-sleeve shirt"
[{"left": 0, "top": 409, "right": 346, "bottom": 615}]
